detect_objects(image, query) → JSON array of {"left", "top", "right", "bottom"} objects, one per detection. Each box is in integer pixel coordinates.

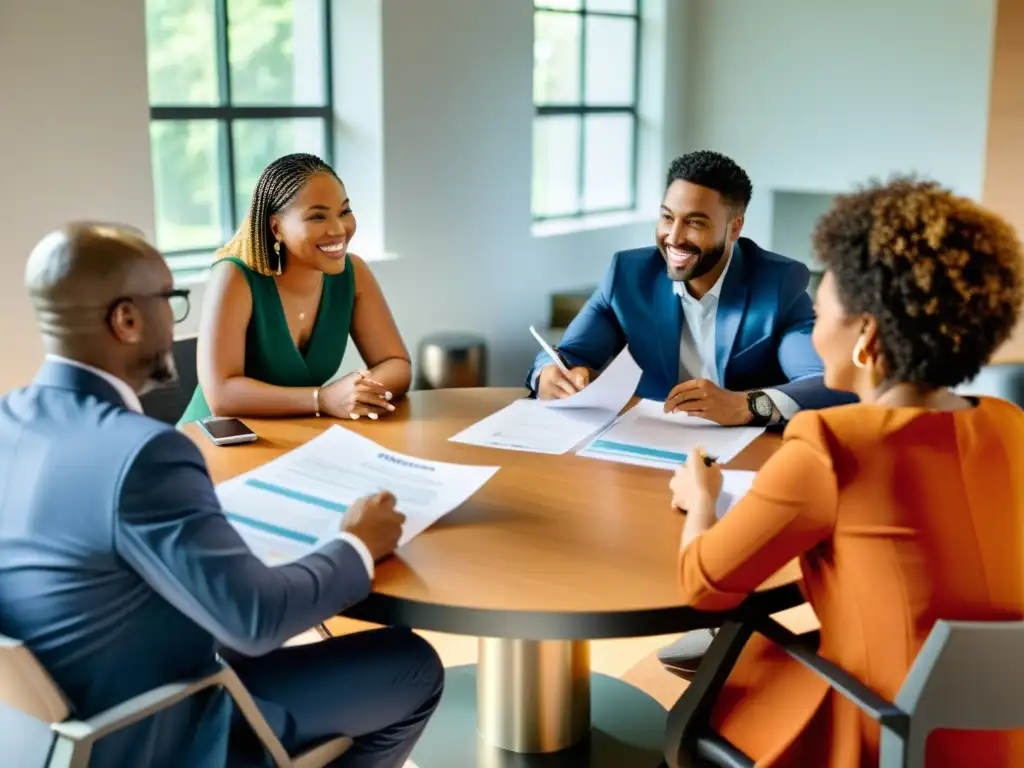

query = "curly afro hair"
[
  {"left": 813, "top": 177, "right": 1023, "bottom": 389},
  {"left": 666, "top": 151, "right": 753, "bottom": 211}
]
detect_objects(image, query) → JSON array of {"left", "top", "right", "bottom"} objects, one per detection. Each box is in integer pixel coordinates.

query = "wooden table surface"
[{"left": 185, "top": 388, "right": 800, "bottom": 639}]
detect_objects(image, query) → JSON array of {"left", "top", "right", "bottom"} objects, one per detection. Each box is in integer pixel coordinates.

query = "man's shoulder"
[
  {"left": 737, "top": 238, "right": 809, "bottom": 275},
  {"left": 610, "top": 245, "right": 662, "bottom": 268},
  {"left": 1, "top": 384, "right": 183, "bottom": 470}
]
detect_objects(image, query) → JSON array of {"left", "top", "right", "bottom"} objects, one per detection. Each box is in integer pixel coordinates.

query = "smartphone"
[{"left": 197, "top": 417, "right": 258, "bottom": 446}]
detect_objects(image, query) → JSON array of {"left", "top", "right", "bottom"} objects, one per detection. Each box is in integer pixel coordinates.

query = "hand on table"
[
  {"left": 665, "top": 379, "right": 751, "bottom": 426},
  {"left": 537, "top": 363, "right": 591, "bottom": 400},
  {"left": 670, "top": 448, "right": 722, "bottom": 513},
  {"left": 342, "top": 491, "right": 406, "bottom": 562},
  {"left": 320, "top": 371, "right": 397, "bottom": 420}
]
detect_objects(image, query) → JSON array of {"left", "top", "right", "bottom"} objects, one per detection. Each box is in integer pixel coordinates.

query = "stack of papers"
[
  {"left": 449, "top": 347, "right": 642, "bottom": 455},
  {"left": 578, "top": 399, "right": 766, "bottom": 470},
  {"left": 217, "top": 425, "right": 499, "bottom": 565}
]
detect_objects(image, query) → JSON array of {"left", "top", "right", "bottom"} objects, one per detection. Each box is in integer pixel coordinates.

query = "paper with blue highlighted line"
[
  {"left": 577, "top": 399, "right": 765, "bottom": 470},
  {"left": 216, "top": 425, "right": 499, "bottom": 565}
]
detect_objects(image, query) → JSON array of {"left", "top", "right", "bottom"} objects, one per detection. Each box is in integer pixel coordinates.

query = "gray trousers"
[{"left": 227, "top": 627, "right": 444, "bottom": 767}]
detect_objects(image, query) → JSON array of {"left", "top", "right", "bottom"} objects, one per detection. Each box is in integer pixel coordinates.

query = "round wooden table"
[{"left": 186, "top": 388, "right": 800, "bottom": 767}]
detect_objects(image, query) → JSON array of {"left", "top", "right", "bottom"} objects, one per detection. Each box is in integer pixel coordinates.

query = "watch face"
[{"left": 754, "top": 394, "right": 773, "bottom": 417}]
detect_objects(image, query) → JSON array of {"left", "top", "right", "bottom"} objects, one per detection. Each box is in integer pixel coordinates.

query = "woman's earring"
[
  {"left": 273, "top": 240, "right": 283, "bottom": 275},
  {"left": 851, "top": 334, "right": 869, "bottom": 370}
]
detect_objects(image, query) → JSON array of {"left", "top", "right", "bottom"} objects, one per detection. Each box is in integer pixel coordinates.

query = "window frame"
[
  {"left": 532, "top": 0, "right": 642, "bottom": 223},
  {"left": 148, "top": 0, "right": 335, "bottom": 267}
]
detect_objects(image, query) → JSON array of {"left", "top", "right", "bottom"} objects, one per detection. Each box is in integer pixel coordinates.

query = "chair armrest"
[
  {"left": 753, "top": 617, "right": 909, "bottom": 735},
  {"left": 51, "top": 665, "right": 230, "bottom": 744}
]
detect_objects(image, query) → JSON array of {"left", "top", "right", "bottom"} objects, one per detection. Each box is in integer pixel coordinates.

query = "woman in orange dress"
[{"left": 670, "top": 177, "right": 1024, "bottom": 767}]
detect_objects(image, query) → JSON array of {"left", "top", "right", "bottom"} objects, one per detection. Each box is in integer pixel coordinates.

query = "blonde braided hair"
[{"left": 216, "top": 153, "right": 340, "bottom": 276}]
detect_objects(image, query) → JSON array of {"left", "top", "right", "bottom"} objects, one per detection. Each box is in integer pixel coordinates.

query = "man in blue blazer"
[
  {"left": 0, "top": 224, "right": 442, "bottom": 767},
  {"left": 529, "top": 151, "right": 853, "bottom": 426}
]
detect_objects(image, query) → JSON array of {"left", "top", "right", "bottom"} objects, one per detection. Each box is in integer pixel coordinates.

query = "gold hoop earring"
[{"left": 851, "top": 335, "right": 869, "bottom": 370}]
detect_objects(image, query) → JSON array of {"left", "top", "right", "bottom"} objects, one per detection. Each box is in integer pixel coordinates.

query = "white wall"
[
  {"left": 0, "top": 0, "right": 156, "bottom": 392},
  {"left": 686, "top": 0, "right": 997, "bottom": 246}
]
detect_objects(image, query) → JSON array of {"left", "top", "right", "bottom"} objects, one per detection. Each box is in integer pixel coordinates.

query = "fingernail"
[
  {"left": 387, "top": 404, "right": 396, "bottom": 411},
  {"left": 350, "top": 414, "right": 360, "bottom": 420},
  {"left": 385, "top": 392, "right": 393, "bottom": 401},
  {"left": 368, "top": 413, "right": 379, "bottom": 420}
]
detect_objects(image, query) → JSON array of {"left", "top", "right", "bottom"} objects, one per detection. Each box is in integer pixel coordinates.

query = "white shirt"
[
  {"left": 672, "top": 256, "right": 801, "bottom": 422},
  {"left": 45, "top": 354, "right": 376, "bottom": 579}
]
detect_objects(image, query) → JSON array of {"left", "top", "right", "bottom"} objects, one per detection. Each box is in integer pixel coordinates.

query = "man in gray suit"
[{"left": 0, "top": 223, "right": 443, "bottom": 767}]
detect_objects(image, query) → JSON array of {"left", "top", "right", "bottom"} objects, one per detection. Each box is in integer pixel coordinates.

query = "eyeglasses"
[{"left": 106, "top": 288, "right": 192, "bottom": 325}]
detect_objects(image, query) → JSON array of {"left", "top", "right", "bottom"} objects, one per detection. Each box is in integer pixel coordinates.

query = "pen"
[{"left": 529, "top": 325, "right": 573, "bottom": 378}]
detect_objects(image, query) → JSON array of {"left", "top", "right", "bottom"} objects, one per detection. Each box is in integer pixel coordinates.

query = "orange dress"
[{"left": 678, "top": 398, "right": 1024, "bottom": 767}]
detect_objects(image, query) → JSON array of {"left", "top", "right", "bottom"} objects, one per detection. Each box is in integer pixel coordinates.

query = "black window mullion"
[
  {"left": 577, "top": 5, "right": 587, "bottom": 218},
  {"left": 630, "top": 1, "right": 642, "bottom": 210},
  {"left": 322, "top": 0, "right": 335, "bottom": 164},
  {"left": 214, "top": 0, "right": 237, "bottom": 237}
]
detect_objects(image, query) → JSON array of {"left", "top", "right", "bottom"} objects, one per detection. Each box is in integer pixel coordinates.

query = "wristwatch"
[{"left": 746, "top": 391, "right": 774, "bottom": 427}]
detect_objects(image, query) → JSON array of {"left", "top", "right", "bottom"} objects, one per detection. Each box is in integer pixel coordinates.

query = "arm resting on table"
[
  {"left": 116, "top": 431, "right": 372, "bottom": 657},
  {"left": 771, "top": 266, "right": 857, "bottom": 411},
  {"left": 678, "top": 413, "right": 838, "bottom": 612},
  {"left": 526, "top": 254, "right": 626, "bottom": 391}
]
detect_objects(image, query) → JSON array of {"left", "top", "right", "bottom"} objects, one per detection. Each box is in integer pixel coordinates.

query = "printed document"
[
  {"left": 578, "top": 399, "right": 765, "bottom": 469},
  {"left": 449, "top": 348, "right": 641, "bottom": 454},
  {"left": 217, "top": 425, "right": 499, "bottom": 565}
]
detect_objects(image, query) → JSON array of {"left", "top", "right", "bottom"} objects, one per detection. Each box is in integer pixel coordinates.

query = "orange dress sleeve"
[{"left": 678, "top": 411, "right": 840, "bottom": 611}]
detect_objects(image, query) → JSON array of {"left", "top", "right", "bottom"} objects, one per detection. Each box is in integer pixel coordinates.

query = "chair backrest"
[
  {"left": 956, "top": 362, "right": 1024, "bottom": 408},
  {"left": 139, "top": 335, "right": 198, "bottom": 424},
  {"left": 880, "top": 619, "right": 1024, "bottom": 767},
  {"left": 0, "top": 633, "right": 69, "bottom": 725}
]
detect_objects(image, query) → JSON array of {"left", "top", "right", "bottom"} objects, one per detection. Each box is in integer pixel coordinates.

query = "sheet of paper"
[
  {"left": 217, "top": 425, "right": 499, "bottom": 565},
  {"left": 449, "top": 398, "right": 615, "bottom": 455},
  {"left": 716, "top": 470, "right": 756, "bottom": 518},
  {"left": 578, "top": 399, "right": 766, "bottom": 469},
  {"left": 544, "top": 347, "right": 641, "bottom": 413}
]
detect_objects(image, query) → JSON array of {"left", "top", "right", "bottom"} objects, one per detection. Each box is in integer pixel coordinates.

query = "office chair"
[
  {"left": 139, "top": 335, "right": 199, "bottom": 424},
  {"left": 956, "top": 361, "right": 1024, "bottom": 408},
  {"left": 0, "top": 632, "right": 351, "bottom": 767},
  {"left": 663, "top": 617, "right": 1024, "bottom": 768}
]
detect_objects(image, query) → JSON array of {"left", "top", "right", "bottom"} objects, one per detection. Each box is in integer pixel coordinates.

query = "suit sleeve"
[
  {"left": 526, "top": 253, "right": 627, "bottom": 392},
  {"left": 771, "top": 265, "right": 858, "bottom": 409},
  {"left": 678, "top": 413, "right": 838, "bottom": 611},
  {"left": 115, "top": 430, "right": 372, "bottom": 656}
]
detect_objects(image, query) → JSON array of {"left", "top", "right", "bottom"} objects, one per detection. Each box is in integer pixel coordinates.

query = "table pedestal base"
[{"left": 412, "top": 644, "right": 667, "bottom": 767}]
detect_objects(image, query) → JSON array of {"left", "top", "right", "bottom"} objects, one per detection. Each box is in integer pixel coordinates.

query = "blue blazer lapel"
[
  {"left": 653, "top": 270, "right": 683, "bottom": 388},
  {"left": 715, "top": 243, "right": 750, "bottom": 380},
  {"left": 34, "top": 360, "right": 128, "bottom": 409}
]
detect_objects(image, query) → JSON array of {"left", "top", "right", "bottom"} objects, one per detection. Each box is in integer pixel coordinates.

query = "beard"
[
  {"left": 664, "top": 237, "right": 728, "bottom": 283},
  {"left": 137, "top": 348, "right": 178, "bottom": 396}
]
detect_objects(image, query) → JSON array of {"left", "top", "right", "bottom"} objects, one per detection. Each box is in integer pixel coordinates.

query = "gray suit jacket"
[{"left": 0, "top": 361, "right": 371, "bottom": 767}]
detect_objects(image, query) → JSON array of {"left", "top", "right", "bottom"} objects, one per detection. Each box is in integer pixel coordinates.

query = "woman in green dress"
[{"left": 179, "top": 153, "right": 411, "bottom": 425}]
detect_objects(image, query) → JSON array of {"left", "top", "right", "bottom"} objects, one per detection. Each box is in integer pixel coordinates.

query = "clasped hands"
[
  {"left": 539, "top": 364, "right": 752, "bottom": 427},
  {"left": 319, "top": 370, "right": 397, "bottom": 421}
]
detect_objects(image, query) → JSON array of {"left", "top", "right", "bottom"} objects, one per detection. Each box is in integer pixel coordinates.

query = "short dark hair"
[
  {"left": 813, "top": 177, "right": 1023, "bottom": 388},
  {"left": 666, "top": 151, "right": 753, "bottom": 211}
]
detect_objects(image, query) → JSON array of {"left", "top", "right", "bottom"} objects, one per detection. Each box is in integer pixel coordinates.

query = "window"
[
  {"left": 145, "top": 0, "right": 334, "bottom": 272},
  {"left": 532, "top": 0, "right": 641, "bottom": 221}
]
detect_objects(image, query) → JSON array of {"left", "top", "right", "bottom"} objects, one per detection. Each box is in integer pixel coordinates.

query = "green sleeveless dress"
[{"left": 178, "top": 257, "right": 355, "bottom": 425}]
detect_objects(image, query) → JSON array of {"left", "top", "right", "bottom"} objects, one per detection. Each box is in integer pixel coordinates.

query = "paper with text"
[
  {"left": 217, "top": 425, "right": 499, "bottom": 565},
  {"left": 544, "top": 347, "right": 641, "bottom": 413},
  {"left": 449, "top": 399, "right": 615, "bottom": 455},
  {"left": 578, "top": 399, "right": 765, "bottom": 469}
]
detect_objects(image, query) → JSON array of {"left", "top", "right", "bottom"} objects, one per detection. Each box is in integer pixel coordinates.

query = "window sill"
[
  {"left": 169, "top": 249, "right": 401, "bottom": 286},
  {"left": 531, "top": 210, "right": 656, "bottom": 239}
]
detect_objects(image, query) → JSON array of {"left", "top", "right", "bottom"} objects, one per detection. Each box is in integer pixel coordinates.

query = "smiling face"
[
  {"left": 269, "top": 173, "right": 356, "bottom": 274},
  {"left": 656, "top": 180, "right": 741, "bottom": 285}
]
